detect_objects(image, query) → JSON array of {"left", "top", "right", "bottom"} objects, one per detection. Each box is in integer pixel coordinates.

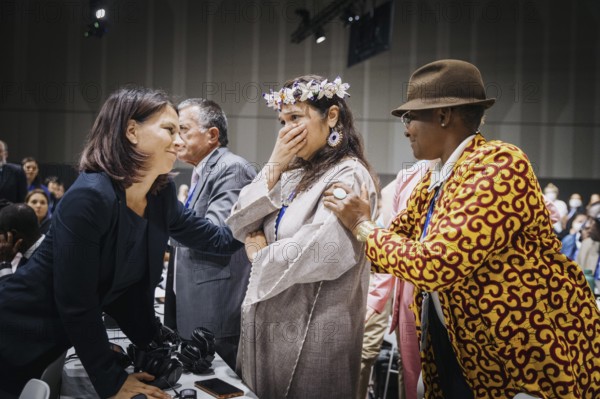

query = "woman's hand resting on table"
[{"left": 111, "top": 372, "right": 171, "bottom": 399}]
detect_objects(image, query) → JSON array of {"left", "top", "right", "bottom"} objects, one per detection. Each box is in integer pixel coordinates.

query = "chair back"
[
  {"left": 41, "top": 351, "right": 67, "bottom": 399},
  {"left": 19, "top": 379, "right": 50, "bottom": 399}
]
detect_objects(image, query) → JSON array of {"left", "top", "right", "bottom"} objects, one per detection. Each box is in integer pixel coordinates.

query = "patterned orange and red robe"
[{"left": 366, "top": 134, "right": 600, "bottom": 398}]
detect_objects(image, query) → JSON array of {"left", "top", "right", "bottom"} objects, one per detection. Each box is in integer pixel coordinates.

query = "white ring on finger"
[{"left": 333, "top": 187, "right": 347, "bottom": 200}]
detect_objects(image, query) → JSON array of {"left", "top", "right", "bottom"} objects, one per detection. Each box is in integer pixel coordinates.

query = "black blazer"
[
  {"left": 0, "top": 163, "right": 27, "bottom": 203},
  {"left": 0, "top": 171, "right": 242, "bottom": 398}
]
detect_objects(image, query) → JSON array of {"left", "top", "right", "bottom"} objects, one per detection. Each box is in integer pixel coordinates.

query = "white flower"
[
  {"left": 296, "top": 82, "right": 314, "bottom": 102},
  {"left": 317, "top": 79, "right": 329, "bottom": 99},
  {"left": 321, "top": 80, "right": 338, "bottom": 99},
  {"left": 332, "top": 76, "right": 350, "bottom": 98},
  {"left": 263, "top": 77, "right": 351, "bottom": 111},
  {"left": 281, "top": 88, "right": 296, "bottom": 105},
  {"left": 308, "top": 80, "right": 321, "bottom": 97},
  {"left": 263, "top": 91, "right": 279, "bottom": 110}
]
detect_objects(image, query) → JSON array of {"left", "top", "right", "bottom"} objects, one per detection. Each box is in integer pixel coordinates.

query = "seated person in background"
[
  {"left": 25, "top": 188, "right": 51, "bottom": 234},
  {"left": 543, "top": 183, "right": 567, "bottom": 234},
  {"left": 576, "top": 202, "right": 600, "bottom": 274},
  {"left": 561, "top": 212, "right": 588, "bottom": 260},
  {"left": 576, "top": 217, "right": 600, "bottom": 274},
  {"left": 0, "top": 203, "right": 43, "bottom": 279},
  {"left": 44, "top": 176, "right": 65, "bottom": 214},
  {"left": 21, "top": 157, "right": 49, "bottom": 196},
  {"left": 564, "top": 193, "right": 584, "bottom": 222}
]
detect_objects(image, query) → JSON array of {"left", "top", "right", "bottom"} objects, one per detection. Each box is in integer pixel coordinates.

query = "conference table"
[
  {"left": 61, "top": 346, "right": 258, "bottom": 399},
  {"left": 60, "top": 291, "right": 258, "bottom": 399}
]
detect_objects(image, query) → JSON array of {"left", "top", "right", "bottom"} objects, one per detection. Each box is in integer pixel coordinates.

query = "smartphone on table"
[{"left": 194, "top": 378, "right": 244, "bottom": 398}]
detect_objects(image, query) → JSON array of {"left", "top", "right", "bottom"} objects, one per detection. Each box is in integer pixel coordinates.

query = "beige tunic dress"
[{"left": 227, "top": 158, "right": 378, "bottom": 399}]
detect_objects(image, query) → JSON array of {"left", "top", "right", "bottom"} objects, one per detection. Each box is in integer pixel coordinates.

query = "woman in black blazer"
[{"left": 0, "top": 87, "right": 242, "bottom": 399}]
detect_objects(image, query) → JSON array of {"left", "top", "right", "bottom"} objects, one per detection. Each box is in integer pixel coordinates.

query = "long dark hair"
[
  {"left": 25, "top": 188, "right": 50, "bottom": 221},
  {"left": 283, "top": 75, "right": 378, "bottom": 193},
  {"left": 79, "top": 86, "right": 175, "bottom": 193}
]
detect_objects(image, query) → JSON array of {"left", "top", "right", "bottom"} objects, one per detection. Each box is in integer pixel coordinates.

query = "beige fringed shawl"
[{"left": 227, "top": 158, "right": 378, "bottom": 398}]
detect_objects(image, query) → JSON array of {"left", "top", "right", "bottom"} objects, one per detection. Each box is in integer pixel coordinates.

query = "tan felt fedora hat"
[{"left": 391, "top": 59, "right": 496, "bottom": 116}]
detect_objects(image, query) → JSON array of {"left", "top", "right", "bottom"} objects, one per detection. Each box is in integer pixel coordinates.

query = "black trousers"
[{"left": 428, "top": 299, "right": 474, "bottom": 398}]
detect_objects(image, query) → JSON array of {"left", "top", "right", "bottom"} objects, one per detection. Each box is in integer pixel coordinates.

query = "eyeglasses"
[{"left": 400, "top": 111, "right": 413, "bottom": 129}]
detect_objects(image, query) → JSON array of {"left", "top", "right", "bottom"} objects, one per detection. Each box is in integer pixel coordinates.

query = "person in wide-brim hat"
[
  {"left": 392, "top": 59, "right": 496, "bottom": 114},
  {"left": 323, "top": 59, "right": 600, "bottom": 399}
]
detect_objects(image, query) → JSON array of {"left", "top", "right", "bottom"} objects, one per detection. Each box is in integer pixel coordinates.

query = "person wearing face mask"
[
  {"left": 561, "top": 193, "right": 586, "bottom": 234},
  {"left": 543, "top": 183, "right": 567, "bottom": 234},
  {"left": 561, "top": 212, "right": 588, "bottom": 260},
  {"left": 567, "top": 193, "right": 585, "bottom": 218}
]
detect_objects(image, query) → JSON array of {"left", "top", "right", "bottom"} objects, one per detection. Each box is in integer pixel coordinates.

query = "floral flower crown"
[{"left": 263, "top": 77, "right": 350, "bottom": 111}]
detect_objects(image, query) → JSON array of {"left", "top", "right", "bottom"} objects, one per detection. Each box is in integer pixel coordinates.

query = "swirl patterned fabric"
[{"left": 366, "top": 134, "right": 600, "bottom": 398}]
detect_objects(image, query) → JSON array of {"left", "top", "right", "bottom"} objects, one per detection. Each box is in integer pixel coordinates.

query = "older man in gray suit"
[{"left": 170, "top": 98, "right": 255, "bottom": 369}]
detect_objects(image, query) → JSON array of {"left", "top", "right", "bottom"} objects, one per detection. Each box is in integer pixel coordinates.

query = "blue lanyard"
[
  {"left": 420, "top": 186, "right": 441, "bottom": 240},
  {"left": 184, "top": 183, "right": 197, "bottom": 209},
  {"left": 275, "top": 191, "right": 296, "bottom": 240}
]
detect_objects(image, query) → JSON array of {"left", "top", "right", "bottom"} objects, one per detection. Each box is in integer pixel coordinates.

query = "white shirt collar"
[
  {"left": 23, "top": 234, "right": 45, "bottom": 260},
  {"left": 428, "top": 134, "right": 476, "bottom": 192}
]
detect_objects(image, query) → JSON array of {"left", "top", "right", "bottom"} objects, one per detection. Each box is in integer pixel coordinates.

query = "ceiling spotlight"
[
  {"left": 315, "top": 28, "right": 326, "bottom": 44},
  {"left": 95, "top": 8, "right": 106, "bottom": 19},
  {"left": 340, "top": 4, "right": 361, "bottom": 27}
]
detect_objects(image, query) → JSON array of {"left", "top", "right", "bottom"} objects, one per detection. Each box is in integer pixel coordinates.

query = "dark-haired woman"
[
  {"left": 0, "top": 87, "right": 241, "bottom": 399},
  {"left": 25, "top": 189, "right": 51, "bottom": 234},
  {"left": 226, "top": 75, "right": 378, "bottom": 398}
]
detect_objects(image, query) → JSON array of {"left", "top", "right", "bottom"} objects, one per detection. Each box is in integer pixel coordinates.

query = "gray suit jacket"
[{"left": 173, "top": 147, "right": 256, "bottom": 339}]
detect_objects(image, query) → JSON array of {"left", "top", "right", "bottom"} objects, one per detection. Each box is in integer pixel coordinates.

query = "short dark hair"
[
  {"left": 21, "top": 157, "right": 37, "bottom": 167},
  {"left": 0, "top": 203, "right": 40, "bottom": 245},
  {"left": 44, "top": 176, "right": 63, "bottom": 186},
  {"left": 21, "top": 157, "right": 42, "bottom": 186},
  {"left": 178, "top": 98, "right": 229, "bottom": 147},
  {"left": 453, "top": 105, "right": 486, "bottom": 133},
  {"left": 79, "top": 86, "right": 175, "bottom": 193}
]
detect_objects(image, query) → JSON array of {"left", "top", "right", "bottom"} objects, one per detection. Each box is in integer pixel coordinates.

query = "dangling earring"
[{"left": 327, "top": 128, "right": 343, "bottom": 147}]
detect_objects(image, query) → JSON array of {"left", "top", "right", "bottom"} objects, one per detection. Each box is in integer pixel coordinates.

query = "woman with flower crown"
[{"left": 226, "top": 75, "right": 379, "bottom": 398}]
